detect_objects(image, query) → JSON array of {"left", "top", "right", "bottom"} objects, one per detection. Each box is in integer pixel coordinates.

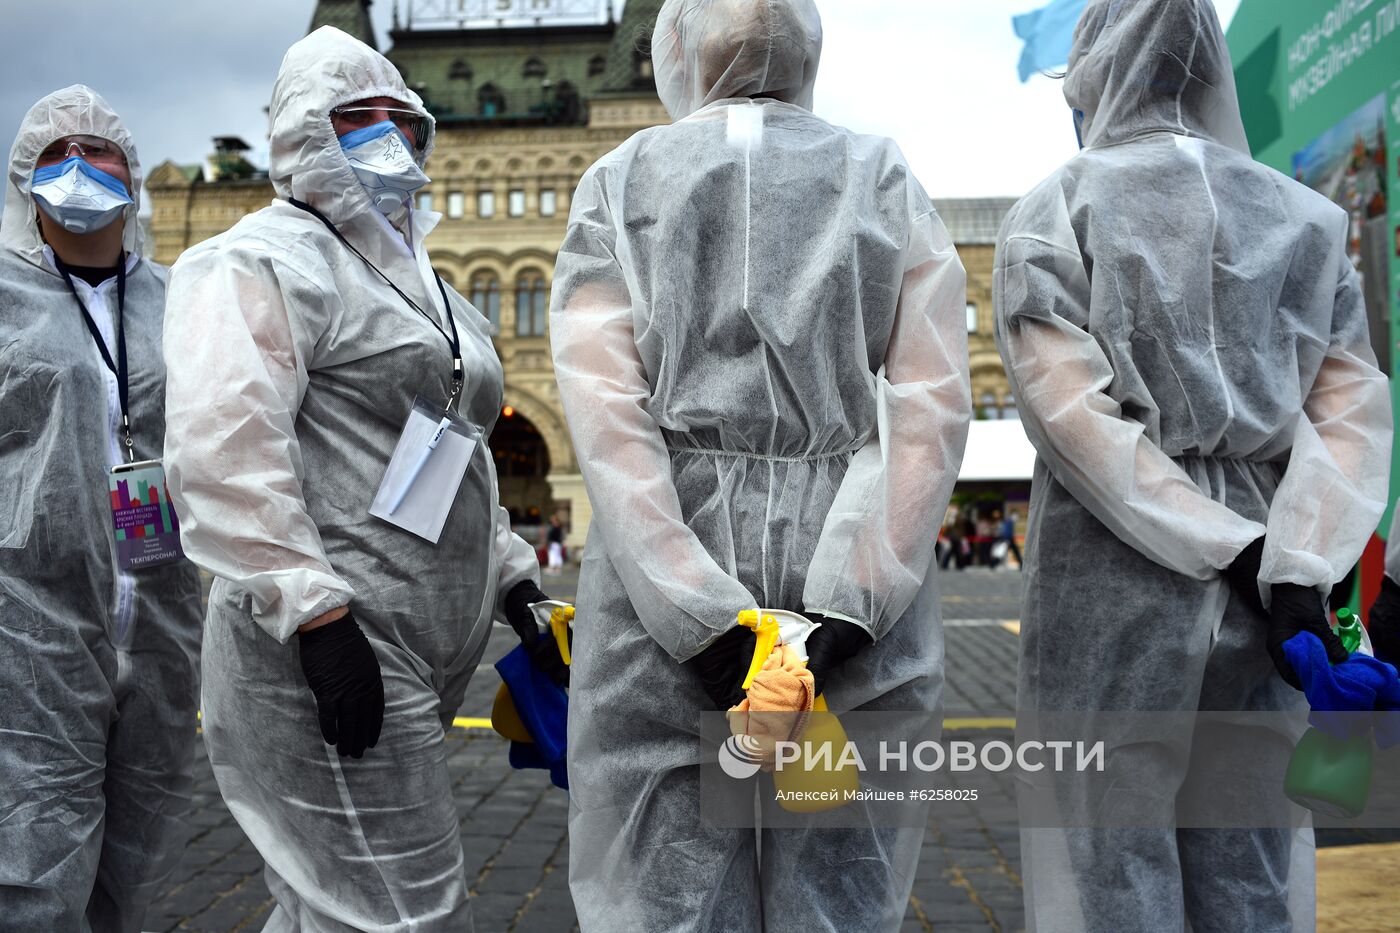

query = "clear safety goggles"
[
  {"left": 330, "top": 105, "right": 430, "bottom": 151},
  {"left": 35, "top": 135, "right": 127, "bottom": 170}
]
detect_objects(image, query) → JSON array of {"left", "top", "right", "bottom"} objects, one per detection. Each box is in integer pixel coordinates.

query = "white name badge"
[{"left": 370, "top": 395, "right": 479, "bottom": 543}]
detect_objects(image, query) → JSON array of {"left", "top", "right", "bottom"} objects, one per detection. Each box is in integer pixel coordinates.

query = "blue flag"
[{"left": 1013, "top": 0, "right": 1089, "bottom": 83}]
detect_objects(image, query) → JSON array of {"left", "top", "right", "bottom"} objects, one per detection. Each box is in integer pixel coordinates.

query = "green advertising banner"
[{"left": 1229, "top": 1, "right": 1400, "bottom": 605}]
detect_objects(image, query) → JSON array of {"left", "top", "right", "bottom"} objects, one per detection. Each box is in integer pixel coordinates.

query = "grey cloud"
[{"left": 0, "top": 1, "right": 401, "bottom": 182}]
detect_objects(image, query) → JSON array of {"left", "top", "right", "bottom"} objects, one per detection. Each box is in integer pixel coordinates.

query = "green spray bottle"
[{"left": 1282, "top": 608, "right": 1374, "bottom": 819}]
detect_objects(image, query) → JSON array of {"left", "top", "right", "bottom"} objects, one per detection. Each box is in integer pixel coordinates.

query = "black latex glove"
[
  {"left": 1268, "top": 583, "right": 1350, "bottom": 690},
  {"left": 803, "top": 612, "right": 874, "bottom": 697},
  {"left": 298, "top": 609, "right": 385, "bottom": 758},
  {"left": 504, "top": 580, "right": 571, "bottom": 688},
  {"left": 1224, "top": 537, "right": 1266, "bottom": 617},
  {"left": 686, "top": 625, "right": 757, "bottom": 710},
  {"left": 1368, "top": 575, "right": 1400, "bottom": 667}
]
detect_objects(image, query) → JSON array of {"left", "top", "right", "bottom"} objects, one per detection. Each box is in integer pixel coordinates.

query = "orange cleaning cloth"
[{"left": 728, "top": 643, "right": 815, "bottom": 770}]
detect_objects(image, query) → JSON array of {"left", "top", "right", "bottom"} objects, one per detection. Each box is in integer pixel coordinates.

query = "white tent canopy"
[{"left": 957, "top": 419, "right": 1037, "bottom": 482}]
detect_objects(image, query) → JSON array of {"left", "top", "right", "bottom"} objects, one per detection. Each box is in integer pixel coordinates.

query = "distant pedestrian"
[
  {"left": 939, "top": 523, "right": 958, "bottom": 569},
  {"left": 975, "top": 515, "right": 994, "bottom": 566},
  {"left": 546, "top": 514, "right": 565, "bottom": 575},
  {"left": 995, "top": 509, "right": 1022, "bottom": 568}
]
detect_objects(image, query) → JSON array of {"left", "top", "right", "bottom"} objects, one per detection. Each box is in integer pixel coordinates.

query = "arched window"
[
  {"left": 588, "top": 54, "right": 607, "bottom": 77},
  {"left": 523, "top": 57, "right": 547, "bottom": 79},
  {"left": 515, "top": 270, "right": 548, "bottom": 337},
  {"left": 553, "top": 81, "right": 581, "bottom": 123},
  {"left": 634, "top": 37, "right": 654, "bottom": 80},
  {"left": 479, "top": 84, "right": 505, "bottom": 117},
  {"left": 449, "top": 58, "right": 473, "bottom": 80},
  {"left": 470, "top": 272, "right": 500, "bottom": 332}
]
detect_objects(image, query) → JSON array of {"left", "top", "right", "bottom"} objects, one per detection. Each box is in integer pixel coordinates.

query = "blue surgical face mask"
[
  {"left": 338, "top": 121, "right": 429, "bottom": 218},
  {"left": 1072, "top": 108, "right": 1087, "bottom": 150},
  {"left": 31, "top": 156, "right": 132, "bottom": 234}
]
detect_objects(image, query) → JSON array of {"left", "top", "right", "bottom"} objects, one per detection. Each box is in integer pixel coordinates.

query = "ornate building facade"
[
  {"left": 939, "top": 198, "right": 1021, "bottom": 422},
  {"left": 145, "top": 0, "right": 1016, "bottom": 550}
]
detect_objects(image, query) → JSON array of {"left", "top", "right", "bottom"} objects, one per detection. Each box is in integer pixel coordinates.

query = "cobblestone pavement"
[{"left": 147, "top": 568, "right": 1388, "bottom": 931}]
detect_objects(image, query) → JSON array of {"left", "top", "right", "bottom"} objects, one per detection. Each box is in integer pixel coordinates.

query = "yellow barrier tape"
[
  {"left": 453, "top": 715, "right": 1014, "bottom": 733},
  {"left": 944, "top": 717, "right": 1016, "bottom": 731},
  {"left": 198, "top": 714, "right": 493, "bottom": 735}
]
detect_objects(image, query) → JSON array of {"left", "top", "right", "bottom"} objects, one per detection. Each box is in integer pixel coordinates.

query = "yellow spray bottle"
[{"left": 736, "top": 609, "right": 859, "bottom": 812}]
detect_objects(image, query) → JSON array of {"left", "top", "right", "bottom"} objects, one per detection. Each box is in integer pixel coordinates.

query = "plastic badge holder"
[{"left": 369, "top": 395, "right": 479, "bottom": 543}]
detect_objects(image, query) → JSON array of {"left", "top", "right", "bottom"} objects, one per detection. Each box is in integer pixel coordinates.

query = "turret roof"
[{"left": 308, "top": 0, "right": 378, "bottom": 50}]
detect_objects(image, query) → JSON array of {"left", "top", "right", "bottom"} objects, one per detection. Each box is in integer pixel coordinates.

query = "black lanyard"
[
  {"left": 57, "top": 256, "right": 135, "bottom": 462},
  {"left": 288, "top": 198, "right": 464, "bottom": 407}
]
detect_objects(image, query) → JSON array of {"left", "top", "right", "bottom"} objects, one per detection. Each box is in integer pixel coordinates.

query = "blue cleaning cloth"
[
  {"left": 1283, "top": 632, "right": 1400, "bottom": 748},
  {"left": 1013, "top": 0, "right": 1090, "bottom": 82},
  {"left": 494, "top": 644, "right": 569, "bottom": 790}
]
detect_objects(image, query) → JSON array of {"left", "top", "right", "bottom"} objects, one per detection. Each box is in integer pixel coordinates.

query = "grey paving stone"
[
  {"left": 476, "top": 865, "right": 546, "bottom": 897},
  {"left": 141, "top": 908, "right": 188, "bottom": 933},
  {"left": 183, "top": 899, "right": 263, "bottom": 933},
  {"left": 150, "top": 882, "right": 222, "bottom": 924},
  {"left": 208, "top": 848, "right": 264, "bottom": 876}
]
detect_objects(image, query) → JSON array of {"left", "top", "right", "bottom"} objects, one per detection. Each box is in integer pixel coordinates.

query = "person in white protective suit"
[
  {"left": 162, "top": 27, "right": 569, "bottom": 931},
  {"left": 550, "top": 1, "right": 972, "bottom": 930},
  {"left": 993, "top": 1, "right": 1393, "bottom": 930},
  {"left": 0, "top": 85, "right": 202, "bottom": 933}
]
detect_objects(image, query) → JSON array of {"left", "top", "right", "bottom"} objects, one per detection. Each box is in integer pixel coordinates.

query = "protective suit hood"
[
  {"left": 653, "top": 0, "right": 822, "bottom": 120},
  {"left": 269, "top": 26, "right": 435, "bottom": 225},
  {"left": 1065, "top": 0, "right": 1250, "bottom": 154},
  {"left": 2, "top": 85, "right": 143, "bottom": 269}
]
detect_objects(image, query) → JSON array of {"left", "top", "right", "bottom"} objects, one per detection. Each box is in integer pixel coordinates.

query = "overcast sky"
[{"left": 0, "top": 0, "right": 1242, "bottom": 203}]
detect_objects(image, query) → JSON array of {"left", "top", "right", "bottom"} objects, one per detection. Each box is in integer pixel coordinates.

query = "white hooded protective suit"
[
  {"left": 994, "top": 2, "right": 1393, "bottom": 930},
  {"left": 162, "top": 28, "right": 539, "bottom": 931},
  {"left": 0, "top": 86, "right": 202, "bottom": 933},
  {"left": 552, "top": 1, "right": 971, "bottom": 930}
]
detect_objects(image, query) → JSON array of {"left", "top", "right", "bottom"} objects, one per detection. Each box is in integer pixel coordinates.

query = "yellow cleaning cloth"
[{"left": 728, "top": 644, "right": 815, "bottom": 770}]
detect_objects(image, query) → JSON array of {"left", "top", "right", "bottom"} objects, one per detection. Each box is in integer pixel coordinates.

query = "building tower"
[
  {"left": 598, "top": 0, "right": 663, "bottom": 96},
  {"left": 308, "top": 0, "right": 378, "bottom": 48}
]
